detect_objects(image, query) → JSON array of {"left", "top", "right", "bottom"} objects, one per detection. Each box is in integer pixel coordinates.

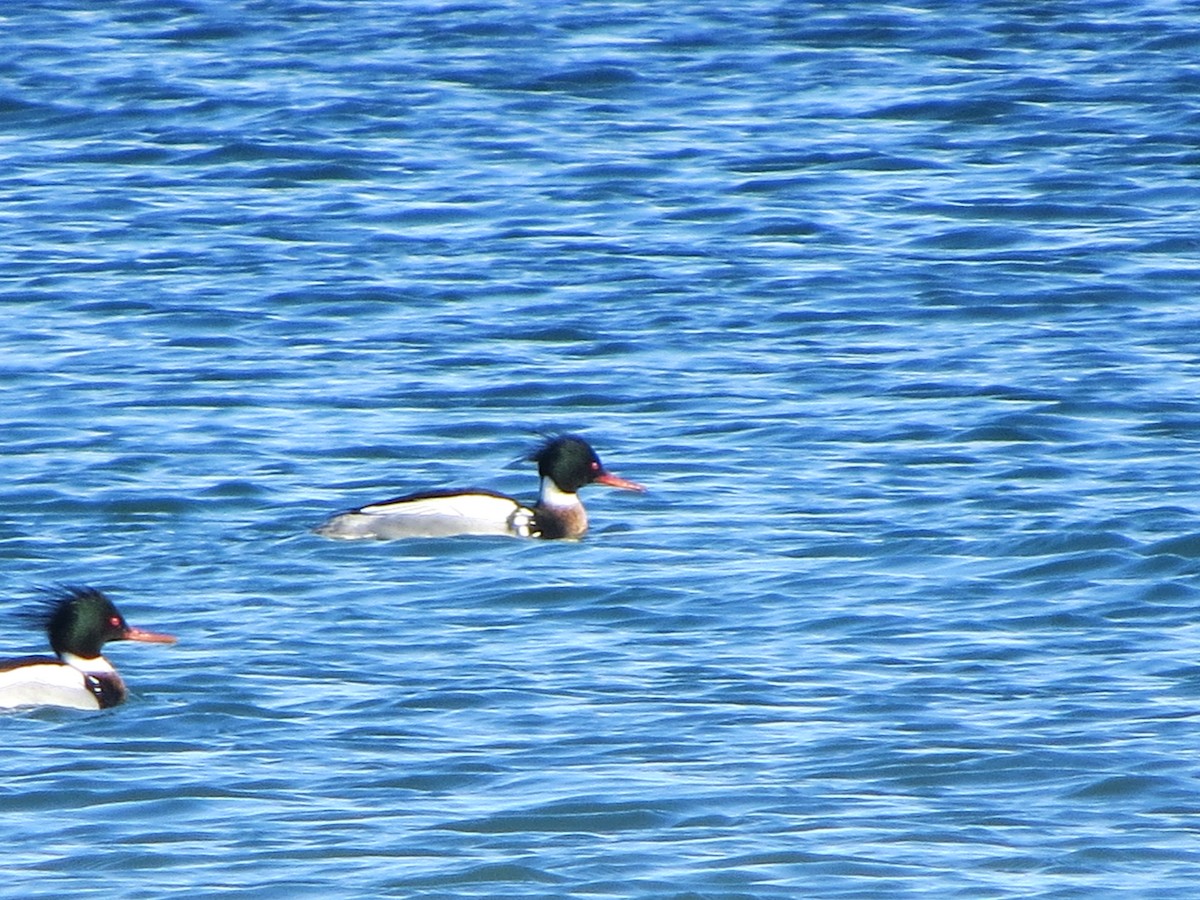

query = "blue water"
[{"left": 4, "top": 1, "right": 1200, "bottom": 896}]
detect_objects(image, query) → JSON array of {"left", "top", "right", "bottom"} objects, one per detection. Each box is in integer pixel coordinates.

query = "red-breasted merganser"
[
  {"left": 316, "top": 434, "right": 645, "bottom": 540},
  {"left": 0, "top": 586, "right": 177, "bottom": 711}
]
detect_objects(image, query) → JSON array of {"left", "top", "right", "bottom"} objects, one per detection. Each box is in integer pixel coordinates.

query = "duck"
[
  {"left": 0, "top": 586, "right": 177, "bottom": 711},
  {"left": 315, "top": 433, "right": 644, "bottom": 540}
]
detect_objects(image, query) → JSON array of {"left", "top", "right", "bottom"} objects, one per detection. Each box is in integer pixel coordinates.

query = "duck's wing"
[{"left": 315, "top": 489, "right": 533, "bottom": 540}]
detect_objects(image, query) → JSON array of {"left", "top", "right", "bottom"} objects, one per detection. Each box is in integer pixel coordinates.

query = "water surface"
[{"left": 3, "top": 2, "right": 1200, "bottom": 897}]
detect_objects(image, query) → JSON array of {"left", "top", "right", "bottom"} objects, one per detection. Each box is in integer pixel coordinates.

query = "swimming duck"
[
  {"left": 0, "top": 586, "right": 176, "bottom": 711},
  {"left": 316, "top": 434, "right": 644, "bottom": 540}
]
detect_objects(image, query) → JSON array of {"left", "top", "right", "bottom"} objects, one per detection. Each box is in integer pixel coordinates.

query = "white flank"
[
  {"left": 0, "top": 663, "right": 101, "bottom": 711},
  {"left": 319, "top": 493, "right": 525, "bottom": 539}
]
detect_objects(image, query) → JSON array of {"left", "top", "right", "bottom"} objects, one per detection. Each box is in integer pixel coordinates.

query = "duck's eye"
[
  {"left": 590, "top": 461, "right": 600, "bottom": 471},
  {"left": 109, "top": 616, "right": 121, "bottom": 627}
]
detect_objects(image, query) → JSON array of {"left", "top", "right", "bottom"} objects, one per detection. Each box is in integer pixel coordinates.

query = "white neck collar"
[
  {"left": 61, "top": 653, "right": 115, "bottom": 674},
  {"left": 539, "top": 476, "right": 581, "bottom": 509}
]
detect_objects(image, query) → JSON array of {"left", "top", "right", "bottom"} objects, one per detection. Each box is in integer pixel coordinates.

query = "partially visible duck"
[
  {"left": 316, "top": 434, "right": 644, "bottom": 540},
  {"left": 0, "top": 586, "right": 176, "bottom": 711}
]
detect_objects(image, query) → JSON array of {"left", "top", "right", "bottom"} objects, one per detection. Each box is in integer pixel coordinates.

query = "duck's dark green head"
[
  {"left": 529, "top": 434, "right": 644, "bottom": 495},
  {"left": 33, "top": 586, "right": 176, "bottom": 659}
]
